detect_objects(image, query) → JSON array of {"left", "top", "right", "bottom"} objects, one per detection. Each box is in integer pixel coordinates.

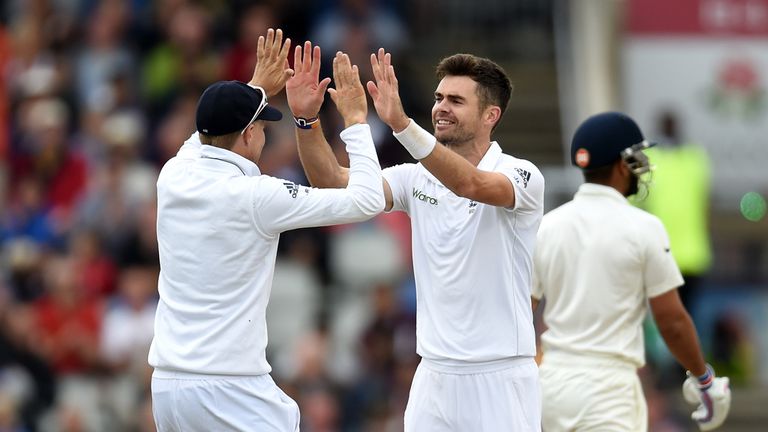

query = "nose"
[{"left": 433, "top": 99, "right": 449, "bottom": 113}]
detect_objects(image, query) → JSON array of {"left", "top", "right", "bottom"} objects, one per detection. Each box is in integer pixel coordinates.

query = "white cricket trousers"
[
  {"left": 404, "top": 356, "right": 541, "bottom": 431},
  {"left": 151, "top": 369, "right": 300, "bottom": 432},
  {"left": 539, "top": 351, "right": 647, "bottom": 431}
]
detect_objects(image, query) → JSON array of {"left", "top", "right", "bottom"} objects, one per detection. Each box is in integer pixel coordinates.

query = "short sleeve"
[
  {"left": 644, "top": 217, "right": 684, "bottom": 298},
  {"left": 498, "top": 160, "right": 545, "bottom": 213},
  {"left": 382, "top": 163, "right": 415, "bottom": 214}
]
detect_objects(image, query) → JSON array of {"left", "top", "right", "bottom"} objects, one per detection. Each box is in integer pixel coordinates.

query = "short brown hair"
[
  {"left": 199, "top": 130, "right": 241, "bottom": 149},
  {"left": 435, "top": 54, "right": 513, "bottom": 128}
]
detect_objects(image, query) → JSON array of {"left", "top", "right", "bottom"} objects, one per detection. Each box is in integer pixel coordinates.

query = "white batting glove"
[{"left": 682, "top": 365, "right": 731, "bottom": 431}]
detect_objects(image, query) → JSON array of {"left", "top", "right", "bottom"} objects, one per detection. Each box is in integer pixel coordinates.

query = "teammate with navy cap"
[
  {"left": 532, "top": 111, "right": 731, "bottom": 431},
  {"left": 149, "top": 29, "right": 385, "bottom": 431}
]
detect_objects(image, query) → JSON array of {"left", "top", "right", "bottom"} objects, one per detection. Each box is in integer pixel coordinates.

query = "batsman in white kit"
[
  {"left": 293, "top": 45, "right": 543, "bottom": 431},
  {"left": 532, "top": 112, "right": 731, "bottom": 431},
  {"left": 149, "top": 30, "right": 385, "bottom": 431}
]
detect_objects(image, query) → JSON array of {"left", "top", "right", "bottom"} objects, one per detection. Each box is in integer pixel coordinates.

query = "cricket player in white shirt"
[
  {"left": 290, "top": 44, "right": 543, "bottom": 431},
  {"left": 532, "top": 111, "right": 731, "bottom": 431},
  {"left": 149, "top": 30, "right": 385, "bottom": 431}
]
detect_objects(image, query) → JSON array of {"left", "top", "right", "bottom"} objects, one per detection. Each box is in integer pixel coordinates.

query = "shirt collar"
[
  {"left": 200, "top": 145, "right": 261, "bottom": 176},
  {"left": 477, "top": 142, "right": 503, "bottom": 171},
  {"left": 575, "top": 183, "right": 628, "bottom": 203}
]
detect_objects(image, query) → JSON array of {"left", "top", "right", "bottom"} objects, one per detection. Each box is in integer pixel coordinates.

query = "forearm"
[
  {"left": 657, "top": 314, "right": 708, "bottom": 376},
  {"left": 393, "top": 120, "right": 473, "bottom": 194},
  {"left": 296, "top": 121, "right": 349, "bottom": 188},
  {"left": 393, "top": 120, "right": 511, "bottom": 205},
  {"left": 421, "top": 144, "right": 481, "bottom": 197}
]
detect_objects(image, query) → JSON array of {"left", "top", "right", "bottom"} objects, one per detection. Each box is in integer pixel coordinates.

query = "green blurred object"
[
  {"left": 635, "top": 145, "right": 712, "bottom": 275},
  {"left": 739, "top": 192, "right": 767, "bottom": 222}
]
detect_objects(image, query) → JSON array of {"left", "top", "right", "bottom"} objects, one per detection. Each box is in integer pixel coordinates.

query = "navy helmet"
[{"left": 571, "top": 111, "right": 655, "bottom": 175}]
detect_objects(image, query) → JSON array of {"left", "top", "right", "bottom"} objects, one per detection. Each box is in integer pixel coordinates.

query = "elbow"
[
  {"left": 656, "top": 315, "right": 688, "bottom": 342},
  {"left": 452, "top": 180, "right": 480, "bottom": 200},
  {"left": 360, "top": 189, "right": 386, "bottom": 217},
  {"left": 348, "top": 186, "right": 385, "bottom": 220}
]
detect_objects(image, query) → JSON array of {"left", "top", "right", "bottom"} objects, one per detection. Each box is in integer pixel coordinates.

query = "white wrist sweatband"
[{"left": 393, "top": 119, "right": 436, "bottom": 160}]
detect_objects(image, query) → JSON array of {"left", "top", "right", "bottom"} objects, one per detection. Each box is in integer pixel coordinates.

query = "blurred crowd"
[
  {"left": 0, "top": 0, "right": 425, "bottom": 431},
  {"left": 2, "top": 0, "right": 760, "bottom": 431}
]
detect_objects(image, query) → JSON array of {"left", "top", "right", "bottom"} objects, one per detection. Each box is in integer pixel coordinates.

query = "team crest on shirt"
[
  {"left": 468, "top": 200, "right": 478, "bottom": 214},
  {"left": 283, "top": 182, "right": 299, "bottom": 198},
  {"left": 514, "top": 168, "right": 531, "bottom": 188}
]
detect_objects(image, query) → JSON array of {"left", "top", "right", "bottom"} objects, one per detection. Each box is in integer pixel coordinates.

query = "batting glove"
[{"left": 682, "top": 365, "right": 731, "bottom": 431}]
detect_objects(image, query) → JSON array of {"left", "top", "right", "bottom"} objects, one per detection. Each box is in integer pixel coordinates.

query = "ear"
[
  {"left": 242, "top": 124, "right": 255, "bottom": 146},
  {"left": 614, "top": 159, "right": 629, "bottom": 177},
  {"left": 484, "top": 106, "right": 502, "bottom": 128}
]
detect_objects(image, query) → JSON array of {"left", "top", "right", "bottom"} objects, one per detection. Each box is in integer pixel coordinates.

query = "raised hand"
[
  {"left": 366, "top": 48, "right": 410, "bottom": 132},
  {"left": 286, "top": 41, "right": 332, "bottom": 119},
  {"left": 249, "top": 28, "right": 294, "bottom": 97},
  {"left": 327, "top": 52, "right": 367, "bottom": 128}
]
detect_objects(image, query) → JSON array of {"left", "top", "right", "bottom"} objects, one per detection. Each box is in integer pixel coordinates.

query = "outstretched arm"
[
  {"left": 249, "top": 28, "right": 294, "bottom": 97},
  {"left": 286, "top": 41, "right": 343, "bottom": 188},
  {"left": 287, "top": 44, "right": 395, "bottom": 210},
  {"left": 367, "top": 48, "right": 516, "bottom": 208}
]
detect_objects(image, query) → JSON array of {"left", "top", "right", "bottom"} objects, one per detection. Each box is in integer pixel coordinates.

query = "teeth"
[{"left": 437, "top": 120, "right": 453, "bottom": 125}]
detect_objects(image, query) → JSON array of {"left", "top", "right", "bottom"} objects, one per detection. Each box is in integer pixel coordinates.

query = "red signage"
[{"left": 628, "top": 0, "right": 768, "bottom": 36}]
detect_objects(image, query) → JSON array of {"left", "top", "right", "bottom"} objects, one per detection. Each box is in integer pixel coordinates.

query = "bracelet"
[
  {"left": 294, "top": 116, "right": 319, "bottom": 130},
  {"left": 697, "top": 364, "right": 714, "bottom": 389}
]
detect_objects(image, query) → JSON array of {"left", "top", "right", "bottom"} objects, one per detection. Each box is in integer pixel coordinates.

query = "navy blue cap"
[
  {"left": 571, "top": 112, "right": 648, "bottom": 170},
  {"left": 196, "top": 81, "right": 282, "bottom": 136}
]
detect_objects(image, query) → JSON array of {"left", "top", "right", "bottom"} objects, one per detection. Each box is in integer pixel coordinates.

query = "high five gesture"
[
  {"left": 249, "top": 28, "right": 294, "bottom": 97},
  {"left": 366, "top": 48, "right": 410, "bottom": 132}
]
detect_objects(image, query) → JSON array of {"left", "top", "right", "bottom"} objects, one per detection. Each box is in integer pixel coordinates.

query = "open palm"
[
  {"left": 366, "top": 48, "right": 409, "bottom": 132},
  {"left": 249, "top": 28, "right": 293, "bottom": 97},
  {"left": 327, "top": 52, "right": 367, "bottom": 127},
  {"left": 286, "top": 41, "right": 332, "bottom": 118}
]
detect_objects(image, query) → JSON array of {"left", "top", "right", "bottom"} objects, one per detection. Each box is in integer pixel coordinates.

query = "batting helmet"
[{"left": 571, "top": 111, "right": 655, "bottom": 175}]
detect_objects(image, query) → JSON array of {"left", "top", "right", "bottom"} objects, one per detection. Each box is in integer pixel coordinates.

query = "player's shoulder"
[
  {"left": 384, "top": 161, "right": 419, "bottom": 172},
  {"left": 497, "top": 152, "right": 544, "bottom": 187},
  {"left": 626, "top": 204, "right": 668, "bottom": 232},
  {"left": 540, "top": 200, "right": 576, "bottom": 228},
  {"left": 158, "top": 154, "right": 191, "bottom": 181},
  {"left": 383, "top": 161, "right": 421, "bottom": 180},
  {"left": 497, "top": 152, "right": 542, "bottom": 174}
]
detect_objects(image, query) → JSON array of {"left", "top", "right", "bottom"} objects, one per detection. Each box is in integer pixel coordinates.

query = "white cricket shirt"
[
  {"left": 532, "top": 183, "right": 683, "bottom": 367},
  {"left": 383, "top": 139, "right": 544, "bottom": 362},
  {"left": 149, "top": 124, "right": 384, "bottom": 375}
]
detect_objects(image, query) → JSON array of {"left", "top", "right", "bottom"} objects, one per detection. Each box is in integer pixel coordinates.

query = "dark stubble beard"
[
  {"left": 626, "top": 174, "right": 639, "bottom": 197},
  {"left": 433, "top": 124, "right": 475, "bottom": 148}
]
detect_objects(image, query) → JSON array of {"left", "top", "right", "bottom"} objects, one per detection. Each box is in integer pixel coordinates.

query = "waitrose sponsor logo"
[{"left": 413, "top": 188, "right": 438, "bottom": 205}]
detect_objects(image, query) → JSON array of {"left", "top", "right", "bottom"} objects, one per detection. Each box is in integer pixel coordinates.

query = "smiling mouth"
[{"left": 435, "top": 119, "right": 455, "bottom": 127}]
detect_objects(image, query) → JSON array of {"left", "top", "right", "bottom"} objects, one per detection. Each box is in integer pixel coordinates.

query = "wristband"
[
  {"left": 294, "top": 116, "right": 319, "bottom": 130},
  {"left": 392, "top": 119, "right": 436, "bottom": 160},
  {"left": 697, "top": 364, "right": 715, "bottom": 390}
]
